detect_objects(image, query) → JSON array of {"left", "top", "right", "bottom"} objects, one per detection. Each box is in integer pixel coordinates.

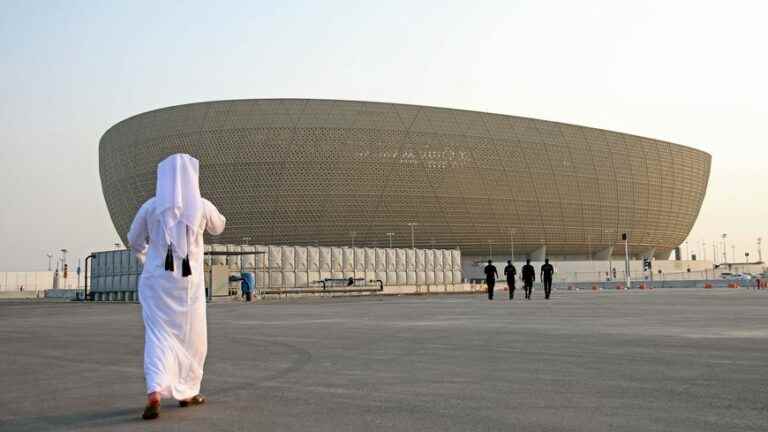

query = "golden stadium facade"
[{"left": 99, "top": 99, "right": 710, "bottom": 259}]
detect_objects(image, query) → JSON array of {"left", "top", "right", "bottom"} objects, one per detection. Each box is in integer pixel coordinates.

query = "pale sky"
[{"left": 1, "top": 0, "right": 766, "bottom": 271}]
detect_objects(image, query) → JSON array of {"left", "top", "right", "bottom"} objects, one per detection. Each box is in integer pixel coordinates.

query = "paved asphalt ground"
[{"left": 1, "top": 288, "right": 766, "bottom": 432}]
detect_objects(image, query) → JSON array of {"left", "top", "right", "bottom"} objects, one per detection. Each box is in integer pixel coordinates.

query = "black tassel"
[
  {"left": 165, "top": 244, "right": 174, "bottom": 272},
  {"left": 181, "top": 255, "right": 192, "bottom": 277}
]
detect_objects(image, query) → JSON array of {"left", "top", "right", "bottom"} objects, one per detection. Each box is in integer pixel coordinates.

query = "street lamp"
[
  {"left": 721, "top": 233, "right": 728, "bottom": 263},
  {"left": 745, "top": 251, "right": 750, "bottom": 263},
  {"left": 46, "top": 253, "right": 53, "bottom": 271},
  {"left": 684, "top": 241, "right": 689, "bottom": 260},
  {"left": 509, "top": 229, "right": 516, "bottom": 264},
  {"left": 758, "top": 237, "right": 763, "bottom": 262},
  {"left": 385, "top": 232, "right": 395, "bottom": 249},
  {"left": 731, "top": 245, "right": 736, "bottom": 263},
  {"left": 407, "top": 223, "right": 418, "bottom": 249}
]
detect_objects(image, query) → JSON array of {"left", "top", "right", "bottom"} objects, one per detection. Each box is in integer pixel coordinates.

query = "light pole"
[
  {"left": 721, "top": 233, "right": 728, "bottom": 263},
  {"left": 713, "top": 242, "right": 718, "bottom": 265},
  {"left": 487, "top": 240, "right": 493, "bottom": 260},
  {"left": 684, "top": 241, "right": 689, "bottom": 260},
  {"left": 745, "top": 252, "right": 750, "bottom": 263},
  {"left": 385, "top": 232, "right": 395, "bottom": 249},
  {"left": 731, "top": 245, "right": 736, "bottom": 263},
  {"left": 407, "top": 223, "right": 417, "bottom": 249},
  {"left": 46, "top": 253, "right": 53, "bottom": 271},
  {"left": 509, "top": 229, "right": 516, "bottom": 264},
  {"left": 757, "top": 237, "right": 763, "bottom": 262},
  {"left": 622, "top": 233, "right": 630, "bottom": 289},
  {"left": 702, "top": 241, "right": 707, "bottom": 261}
]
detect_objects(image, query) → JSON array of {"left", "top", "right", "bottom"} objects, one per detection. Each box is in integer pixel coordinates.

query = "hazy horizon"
[{"left": 1, "top": 0, "right": 766, "bottom": 271}]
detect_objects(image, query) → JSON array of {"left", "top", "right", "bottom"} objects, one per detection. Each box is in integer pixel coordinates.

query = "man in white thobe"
[{"left": 127, "top": 153, "right": 226, "bottom": 420}]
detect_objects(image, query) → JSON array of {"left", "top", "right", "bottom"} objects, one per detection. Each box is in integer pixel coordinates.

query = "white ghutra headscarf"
[{"left": 154, "top": 154, "right": 203, "bottom": 258}]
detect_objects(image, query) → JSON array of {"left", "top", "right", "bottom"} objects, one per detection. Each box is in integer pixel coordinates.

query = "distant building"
[{"left": 100, "top": 99, "right": 710, "bottom": 260}]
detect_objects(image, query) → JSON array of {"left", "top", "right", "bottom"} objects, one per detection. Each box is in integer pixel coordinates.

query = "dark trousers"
[
  {"left": 507, "top": 280, "right": 516, "bottom": 299},
  {"left": 523, "top": 279, "right": 533, "bottom": 299},
  {"left": 487, "top": 279, "right": 495, "bottom": 300},
  {"left": 543, "top": 278, "right": 552, "bottom": 299}
]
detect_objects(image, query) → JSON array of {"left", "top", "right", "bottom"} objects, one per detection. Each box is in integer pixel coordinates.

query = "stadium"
[{"left": 99, "top": 99, "right": 711, "bottom": 261}]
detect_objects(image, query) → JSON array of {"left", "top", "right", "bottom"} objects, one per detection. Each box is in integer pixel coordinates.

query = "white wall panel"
[
  {"left": 343, "top": 248, "right": 354, "bottom": 271},
  {"left": 331, "top": 248, "right": 343, "bottom": 272},
  {"left": 294, "top": 247, "right": 307, "bottom": 271},
  {"left": 355, "top": 248, "right": 366, "bottom": 271},
  {"left": 308, "top": 247, "right": 319, "bottom": 271},
  {"left": 282, "top": 246, "right": 295, "bottom": 271},
  {"left": 319, "top": 247, "right": 331, "bottom": 271}
]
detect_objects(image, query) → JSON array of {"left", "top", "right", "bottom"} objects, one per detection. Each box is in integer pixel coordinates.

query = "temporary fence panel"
[
  {"left": 269, "top": 246, "right": 282, "bottom": 270},
  {"left": 118, "top": 275, "right": 130, "bottom": 291},
  {"left": 128, "top": 252, "right": 140, "bottom": 274},
  {"left": 308, "top": 247, "right": 319, "bottom": 271},
  {"left": 319, "top": 247, "right": 331, "bottom": 272},
  {"left": 128, "top": 274, "right": 138, "bottom": 291},
  {"left": 355, "top": 248, "right": 366, "bottom": 272},
  {"left": 387, "top": 271, "right": 397, "bottom": 285},
  {"left": 104, "top": 275, "right": 114, "bottom": 291},
  {"left": 242, "top": 245, "right": 256, "bottom": 269},
  {"left": 204, "top": 245, "right": 212, "bottom": 266},
  {"left": 425, "top": 250, "right": 434, "bottom": 272},
  {"left": 435, "top": 270, "right": 444, "bottom": 284},
  {"left": 104, "top": 252, "right": 115, "bottom": 276},
  {"left": 443, "top": 250, "right": 453, "bottom": 270},
  {"left": 407, "top": 271, "right": 417, "bottom": 285},
  {"left": 120, "top": 250, "right": 131, "bottom": 275},
  {"left": 366, "top": 271, "right": 377, "bottom": 282},
  {"left": 444, "top": 270, "right": 453, "bottom": 285},
  {"left": 416, "top": 249, "right": 425, "bottom": 271},
  {"left": 212, "top": 244, "right": 227, "bottom": 266},
  {"left": 386, "top": 249, "right": 396, "bottom": 271},
  {"left": 377, "top": 271, "right": 389, "bottom": 285},
  {"left": 365, "top": 248, "right": 376, "bottom": 271},
  {"left": 294, "top": 247, "right": 308, "bottom": 272},
  {"left": 406, "top": 249, "right": 416, "bottom": 271},
  {"left": 331, "top": 248, "right": 343, "bottom": 272},
  {"left": 396, "top": 249, "right": 407, "bottom": 272},
  {"left": 283, "top": 272, "right": 295, "bottom": 288},
  {"left": 343, "top": 248, "right": 355, "bottom": 272},
  {"left": 453, "top": 270, "right": 462, "bottom": 284},
  {"left": 417, "top": 271, "right": 426, "bottom": 285},
  {"left": 433, "top": 249, "right": 443, "bottom": 272},
  {"left": 270, "top": 271, "right": 283, "bottom": 288},
  {"left": 375, "top": 249, "right": 387, "bottom": 271},
  {"left": 282, "top": 246, "right": 295, "bottom": 271},
  {"left": 227, "top": 245, "right": 242, "bottom": 270},
  {"left": 396, "top": 271, "right": 407, "bottom": 285},
  {"left": 254, "top": 245, "right": 268, "bottom": 271},
  {"left": 452, "top": 250, "right": 461, "bottom": 269},
  {"left": 295, "top": 271, "right": 308, "bottom": 288},
  {"left": 307, "top": 271, "right": 321, "bottom": 286},
  {"left": 91, "top": 276, "right": 103, "bottom": 292},
  {"left": 425, "top": 270, "right": 435, "bottom": 285}
]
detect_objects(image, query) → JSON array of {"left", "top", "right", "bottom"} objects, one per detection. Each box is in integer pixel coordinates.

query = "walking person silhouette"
[
  {"left": 521, "top": 259, "right": 535, "bottom": 300},
  {"left": 504, "top": 260, "right": 517, "bottom": 300},
  {"left": 541, "top": 258, "right": 555, "bottom": 300},
  {"left": 484, "top": 260, "right": 498, "bottom": 300}
]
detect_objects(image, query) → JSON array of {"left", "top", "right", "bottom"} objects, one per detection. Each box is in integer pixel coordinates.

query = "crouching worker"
[{"left": 128, "top": 154, "right": 226, "bottom": 420}]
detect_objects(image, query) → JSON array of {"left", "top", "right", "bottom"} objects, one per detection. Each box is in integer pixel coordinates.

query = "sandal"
[
  {"left": 142, "top": 403, "right": 160, "bottom": 420},
  {"left": 179, "top": 394, "right": 206, "bottom": 407}
]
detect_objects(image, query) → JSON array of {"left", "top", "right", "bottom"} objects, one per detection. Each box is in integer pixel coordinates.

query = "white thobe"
[{"left": 127, "top": 197, "right": 226, "bottom": 399}]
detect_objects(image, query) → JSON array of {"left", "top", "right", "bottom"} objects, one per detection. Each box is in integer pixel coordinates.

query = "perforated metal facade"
[{"left": 99, "top": 99, "right": 710, "bottom": 258}]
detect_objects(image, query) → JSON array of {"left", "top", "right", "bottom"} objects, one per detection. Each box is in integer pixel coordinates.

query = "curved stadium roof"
[{"left": 100, "top": 99, "right": 711, "bottom": 258}]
